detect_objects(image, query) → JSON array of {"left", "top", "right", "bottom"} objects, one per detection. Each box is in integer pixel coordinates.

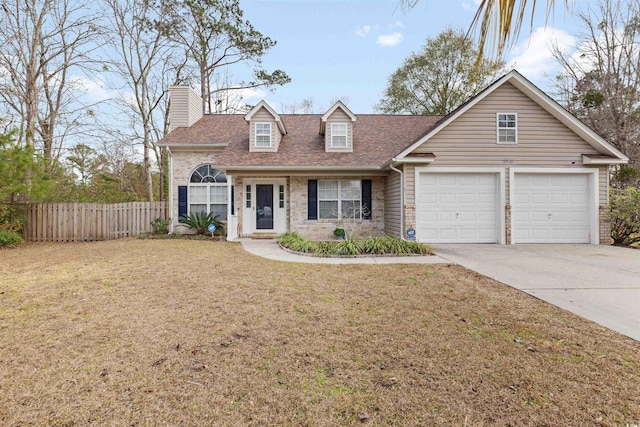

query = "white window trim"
[
  {"left": 318, "top": 179, "right": 362, "bottom": 220},
  {"left": 255, "top": 122, "right": 272, "bottom": 147},
  {"left": 188, "top": 183, "right": 228, "bottom": 221},
  {"left": 330, "top": 122, "right": 348, "bottom": 148},
  {"left": 496, "top": 112, "right": 518, "bottom": 145}
]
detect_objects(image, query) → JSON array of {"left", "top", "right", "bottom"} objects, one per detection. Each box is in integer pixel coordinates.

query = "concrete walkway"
[{"left": 239, "top": 238, "right": 449, "bottom": 264}]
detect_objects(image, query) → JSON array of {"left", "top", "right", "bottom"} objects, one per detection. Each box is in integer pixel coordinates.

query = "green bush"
[
  {"left": 179, "top": 212, "right": 221, "bottom": 235},
  {"left": 0, "top": 204, "right": 24, "bottom": 233},
  {"left": 335, "top": 238, "right": 362, "bottom": 256},
  {"left": 150, "top": 217, "right": 171, "bottom": 235},
  {"left": 610, "top": 186, "right": 640, "bottom": 246},
  {"left": 278, "top": 233, "right": 432, "bottom": 257},
  {"left": 361, "top": 236, "right": 389, "bottom": 255},
  {"left": 0, "top": 230, "right": 23, "bottom": 247}
]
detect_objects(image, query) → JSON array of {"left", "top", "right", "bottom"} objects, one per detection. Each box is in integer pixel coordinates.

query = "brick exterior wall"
[
  {"left": 288, "top": 176, "right": 386, "bottom": 240},
  {"left": 170, "top": 150, "right": 222, "bottom": 233},
  {"left": 599, "top": 204, "right": 611, "bottom": 245},
  {"left": 403, "top": 204, "right": 416, "bottom": 239},
  {"left": 505, "top": 204, "right": 511, "bottom": 244}
]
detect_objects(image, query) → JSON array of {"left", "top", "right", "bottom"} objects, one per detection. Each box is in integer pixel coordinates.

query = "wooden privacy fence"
[{"left": 19, "top": 202, "right": 166, "bottom": 242}]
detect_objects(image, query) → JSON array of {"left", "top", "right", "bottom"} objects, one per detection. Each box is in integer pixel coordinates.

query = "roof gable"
[
  {"left": 244, "top": 100, "right": 287, "bottom": 134},
  {"left": 396, "top": 70, "right": 629, "bottom": 162},
  {"left": 320, "top": 101, "right": 357, "bottom": 134}
]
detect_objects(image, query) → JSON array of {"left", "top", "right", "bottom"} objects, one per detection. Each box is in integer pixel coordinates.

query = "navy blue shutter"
[
  {"left": 231, "top": 185, "right": 235, "bottom": 215},
  {"left": 361, "top": 179, "right": 372, "bottom": 220},
  {"left": 178, "top": 186, "right": 188, "bottom": 219},
  {"left": 308, "top": 180, "right": 318, "bottom": 220}
]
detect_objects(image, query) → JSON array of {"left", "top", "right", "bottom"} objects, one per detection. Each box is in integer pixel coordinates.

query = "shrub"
[
  {"left": 610, "top": 186, "right": 640, "bottom": 246},
  {"left": 278, "top": 232, "right": 304, "bottom": 247},
  {"left": 0, "top": 204, "right": 24, "bottom": 234},
  {"left": 380, "top": 236, "right": 409, "bottom": 255},
  {"left": 278, "top": 233, "right": 432, "bottom": 257},
  {"left": 314, "top": 241, "right": 338, "bottom": 256},
  {"left": 361, "top": 236, "right": 389, "bottom": 255},
  {"left": 334, "top": 238, "right": 362, "bottom": 256},
  {"left": 0, "top": 230, "right": 23, "bottom": 248},
  {"left": 179, "top": 212, "right": 221, "bottom": 235},
  {"left": 150, "top": 217, "right": 171, "bottom": 235}
]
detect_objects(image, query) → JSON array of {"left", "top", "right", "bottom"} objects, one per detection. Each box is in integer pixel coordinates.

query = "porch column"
[{"left": 227, "top": 175, "right": 238, "bottom": 240}]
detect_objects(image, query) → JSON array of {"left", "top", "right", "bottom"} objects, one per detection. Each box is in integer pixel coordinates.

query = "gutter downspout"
[{"left": 389, "top": 161, "right": 405, "bottom": 240}]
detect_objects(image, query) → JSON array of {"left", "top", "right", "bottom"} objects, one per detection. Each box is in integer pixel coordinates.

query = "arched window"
[{"left": 189, "top": 165, "right": 228, "bottom": 221}]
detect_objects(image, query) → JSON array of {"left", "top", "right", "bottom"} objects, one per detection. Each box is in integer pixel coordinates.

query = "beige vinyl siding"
[
  {"left": 414, "top": 82, "right": 602, "bottom": 166},
  {"left": 404, "top": 164, "right": 417, "bottom": 210},
  {"left": 169, "top": 86, "right": 203, "bottom": 131},
  {"left": 384, "top": 171, "right": 402, "bottom": 237},
  {"left": 249, "top": 107, "right": 282, "bottom": 152},
  {"left": 325, "top": 109, "right": 353, "bottom": 152},
  {"left": 599, "top": 165, "right": 608, "bottom": 204}
]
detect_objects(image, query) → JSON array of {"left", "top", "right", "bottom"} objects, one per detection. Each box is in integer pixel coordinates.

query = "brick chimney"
[{"left": 169, "top": 86, "right": 203, "bottom": 131}]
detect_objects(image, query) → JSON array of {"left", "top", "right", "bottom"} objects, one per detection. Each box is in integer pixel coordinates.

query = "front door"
[{"left": 256, "top": 184, "right": 274, "bottom": 230}]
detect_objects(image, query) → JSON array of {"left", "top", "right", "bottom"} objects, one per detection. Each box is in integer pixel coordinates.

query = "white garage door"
[
  {"left": 417, "top": 173, "right": 499, "bottom": 243},
  {"left": 512, "top": 173, "right": 590, "bottom": 243}
]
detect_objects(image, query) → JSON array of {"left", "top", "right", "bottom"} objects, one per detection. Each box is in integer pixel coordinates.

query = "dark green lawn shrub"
[
  {"left": 179, "top": 212, "right": 221, "bottom": 235},
  {"left": 360, "top": 236, "right": 389, "bottom": 255},
  {"left": 0, "top": 204, "right": 24, "bottom": 234},
  {"left": 314, "top": 241, "right": 338, "bottom": 256},
  {"left": 334, "top": 238, "right": 362, "bottom": 256},
  {"left": 0, "top": 230, "right": 23, "bottom": 247},
  {"left": 150, "top": 217, "right": 171, "bottom": 235},
  {"left": 610, "top": 186, "right": 640, "bottom": 246},
  {"left": 278, "top": 233, "right": 432, "bottom": 257}
]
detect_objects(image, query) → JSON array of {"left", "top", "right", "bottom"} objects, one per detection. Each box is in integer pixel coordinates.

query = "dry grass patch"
[{"left": 1, "top": 239, "right": 639, "bottom": 426}]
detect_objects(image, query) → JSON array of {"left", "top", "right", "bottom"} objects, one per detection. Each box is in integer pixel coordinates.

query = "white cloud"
[
  {"left": 461, "top": 0, "right": 482, "bottom": 13},
  {"left": 72, "top": 75, "right": 112, "bottom": 102},
  {"left": 389, "top": 21, "right": 403, "bottom": 29},
  {"left": 355, "top": 25, "right": 371, "bottom": 38},
  {"left": 507, "top": 26, "right": 575, "bottom": 85},
  {"left": 376, "top": 32, "right": 404, "bottom": 47},
  {"left": 236, "top": 87, "right": 267, "bottom": 102}
]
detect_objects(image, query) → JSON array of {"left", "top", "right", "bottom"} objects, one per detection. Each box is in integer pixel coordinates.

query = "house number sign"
[{"left": 406, "top": 228, "right": 416, "bottom": 240}]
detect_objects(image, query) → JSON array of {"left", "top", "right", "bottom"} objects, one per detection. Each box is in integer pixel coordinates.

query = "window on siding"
[
  {"left": 331, "top": 123, "right": 348, "bottom": 148},
  {"left": 189, "top": 165, "right": 228, "bottom": 221},
  {"left": 255, "top": 122, "right": 272, "bottom": 147},
  {"left": 318, "top": 180, "right": 362, "bottom": 219},
  {"left": 497, "top": 113, "right": 517, "bottom": 144}
]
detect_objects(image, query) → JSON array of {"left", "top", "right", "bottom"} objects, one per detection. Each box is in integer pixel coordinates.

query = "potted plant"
[{"left": 334, "top": 227, "right": 346, "bottom": 240}]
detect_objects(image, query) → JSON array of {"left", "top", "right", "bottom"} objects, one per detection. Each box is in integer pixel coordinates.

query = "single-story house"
[{"left": 158, "top": 70, "right": 629, "bottom": 244}]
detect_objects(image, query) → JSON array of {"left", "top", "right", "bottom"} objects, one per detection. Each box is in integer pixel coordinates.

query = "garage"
[
  {"left": 511, "top": 172, "right": 593, "bottom": 243},
  {"left": 416, "top": 172, "right": 501, "bottom": 243}
]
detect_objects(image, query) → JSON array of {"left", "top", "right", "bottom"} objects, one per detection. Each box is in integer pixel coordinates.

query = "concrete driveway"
[{"left": 433, "top": 244, "right": 640, "bottom": 341}]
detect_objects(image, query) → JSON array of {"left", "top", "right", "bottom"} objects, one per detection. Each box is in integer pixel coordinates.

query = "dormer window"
[
  {"left": 255, "top": 123, "right": 272, "bottom": 147},
  {"left": 320, "top": 101, "right": 357, "bottom": 152},
  {"left": 497, "top": 113, "right": 517, "bottom": 144},
  {"left": 331, "top": 123, "right": 348, "bottom": 148}
]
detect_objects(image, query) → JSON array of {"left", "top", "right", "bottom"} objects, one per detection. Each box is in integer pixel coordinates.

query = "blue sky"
[{"left": 235, "top": 0, "right": 582, "bottom": 113}]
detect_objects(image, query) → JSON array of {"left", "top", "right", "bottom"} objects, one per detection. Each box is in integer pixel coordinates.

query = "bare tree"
[
  {"left": 552, "top": 0, "right": 640, "bottom": 178},
  {"left": 282, "top": 97, "right": 316, "bottom": 114},
  {"left": 106, "top": 0, "right": 190, "bottom": 201},
  {"left": 0, "top": 0, "right": 101, "bottom": 171},
  {"left": 171, "top": 0, "right": 291, "bottom": 114}
]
